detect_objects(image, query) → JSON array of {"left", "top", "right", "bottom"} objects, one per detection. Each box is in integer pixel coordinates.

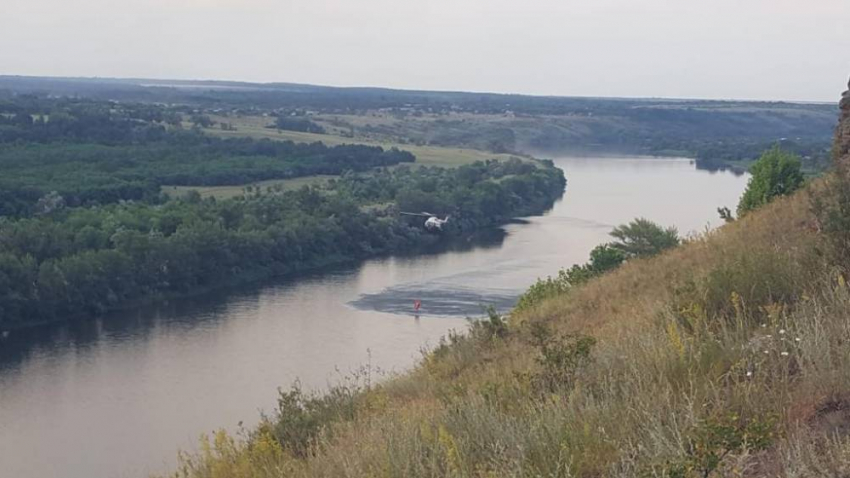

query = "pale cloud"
[{"left": 0, "top": 0, "right": 847, "bottom": 101}]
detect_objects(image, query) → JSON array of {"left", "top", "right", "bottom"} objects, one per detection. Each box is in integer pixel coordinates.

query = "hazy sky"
[{"left": 2, "top": 0, "right": 848, "bottom": 101}]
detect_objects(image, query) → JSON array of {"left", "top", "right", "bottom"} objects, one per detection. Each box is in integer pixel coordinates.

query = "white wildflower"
[{"left": 781, "top": 351, "right": 789, "bottom": 356}]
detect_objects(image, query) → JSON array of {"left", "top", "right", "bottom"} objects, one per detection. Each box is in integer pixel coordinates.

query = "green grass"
[
  {"left": 167, "top": 113, "right": 530, "bottom": 201},
  {"left": 200, "top": 115, "right": 522, "bottom": 168},
  {"left": 161, "top": 175, "right": 334, "bottom": 200}
]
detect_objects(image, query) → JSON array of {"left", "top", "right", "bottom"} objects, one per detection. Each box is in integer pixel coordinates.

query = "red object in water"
[{"left": 413, "top": 300, "right": 422, "bottom": 311}]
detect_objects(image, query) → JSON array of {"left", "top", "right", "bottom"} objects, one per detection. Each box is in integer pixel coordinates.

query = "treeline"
[
  {"left": 1, "top": 76, "right": 837, "bottom": 119},
  {"left": 332, "top": 158, "right": 563, "bottom": 229},
  {"left": 0, "top": 160, "right": 565, "bottom": 329},
  {"left": 2, "top": 81, "right": 835, "bottom": 164},
  {"left": 694, "top": 138, "right": 831, "bottom": 173},
  {"left": 272, "top": 116, "right": 326, "bottom": 134},
  {"left": 0, "top": 96, "right": 178, "bottom": 144}
]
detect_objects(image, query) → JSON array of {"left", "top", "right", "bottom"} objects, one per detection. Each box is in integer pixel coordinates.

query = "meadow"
[
  {"left": 200, "top": 114, "right": 522, "bottom": 168},
  {"left": 161, "top": 175, "right": 335, "bottom": 200}
]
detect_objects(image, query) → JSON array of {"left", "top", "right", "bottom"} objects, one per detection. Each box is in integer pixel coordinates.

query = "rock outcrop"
[{"left": 836, "top": 77, "right": 850, "bottom": 166}]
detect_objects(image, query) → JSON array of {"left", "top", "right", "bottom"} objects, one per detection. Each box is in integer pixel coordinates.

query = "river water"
[{"left": 0, "top": 156, "right": 749, "bottom": 478}]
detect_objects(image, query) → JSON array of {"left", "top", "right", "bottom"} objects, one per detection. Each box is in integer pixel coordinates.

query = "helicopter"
[{"left": 399, "top": 211, "right": 451, "bottom": 231}]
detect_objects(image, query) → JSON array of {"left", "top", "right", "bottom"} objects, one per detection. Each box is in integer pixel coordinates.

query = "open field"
[
  {"left": 165, "top": 114, "right": 527, "bottom": 200},
  {"left": 200, "top": 115, "right": 523, "bottom": 167},
  {"left": 161, "top": 175, "right": 334, "bottom": 200}
]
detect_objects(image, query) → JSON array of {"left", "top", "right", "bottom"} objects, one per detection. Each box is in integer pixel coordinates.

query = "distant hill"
[{"left": 0, "top": 75, "right": 837, "bottom": 167}]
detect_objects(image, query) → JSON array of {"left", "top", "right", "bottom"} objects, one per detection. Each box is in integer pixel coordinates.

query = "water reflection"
[{"left": 0, "top": 228, "right": 507, "bottom": 373}]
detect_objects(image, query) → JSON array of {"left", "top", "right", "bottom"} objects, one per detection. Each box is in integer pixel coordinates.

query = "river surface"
[{"left": 0, "top": 156, "right": 749, "bottom": 478}]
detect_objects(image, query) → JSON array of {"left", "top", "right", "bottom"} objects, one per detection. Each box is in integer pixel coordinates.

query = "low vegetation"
[{"left": 516, "top": 217, "right": 679, "bottom": 311}]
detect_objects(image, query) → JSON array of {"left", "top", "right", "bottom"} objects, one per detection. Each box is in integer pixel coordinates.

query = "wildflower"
[
  {"left": 780, "top": 352, "right": 789, "bottom": 356},
  {"left": 761, "top": 324, "right": 767, "bottom": 328},
  {"left": 746, "top": 371, "right": 753, "bottom": 377},
  {"left": 766, "top": 335, "right": 773, "bottom": 339},
  {"left": 795, "top": 337, "right": 801, "bottom": 342},
  {"left": 779, "top": 329, "right": 786, "bottom": 335},
  {"left": 764, "top": 350, "right": 770, "bottom": 355}
]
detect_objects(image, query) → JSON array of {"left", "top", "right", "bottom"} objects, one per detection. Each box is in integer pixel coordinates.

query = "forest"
[
  {"left": 0, "top": 95, "right": 566, "bottom": 329},
  {"left": 0, "top": 97, "right": 414, "bottom": 216}
]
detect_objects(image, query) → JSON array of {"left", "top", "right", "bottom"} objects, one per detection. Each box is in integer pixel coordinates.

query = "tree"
[
  {"left": 190, "top": 114, "right": 214, "bottom": 128},
  {"left": 273, "top": 116, "right": 326, "bottom": 134},
  {"left": 737, "top": 146, "right": 804, "bottom": 216},
  {"left": 610, "top": 218, "right": 679, "bottom": 258},
  {"left": 587, "top": 244, "right": 626, "bottom": 272},
  {"left": 34, "top": 191, "right": 65, "bottom": 215}
]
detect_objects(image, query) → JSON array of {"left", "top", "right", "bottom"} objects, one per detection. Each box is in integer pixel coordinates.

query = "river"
[{"left": 0, "top": 156, "right": 749, "bottom": 478}]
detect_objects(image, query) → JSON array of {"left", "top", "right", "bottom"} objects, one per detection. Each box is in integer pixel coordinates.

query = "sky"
[{"left": 2, "top": 0, "right": 849, "bottom": 102}]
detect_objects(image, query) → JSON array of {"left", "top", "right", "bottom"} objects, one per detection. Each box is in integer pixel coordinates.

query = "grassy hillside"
[{"left": 160, "top": 143, "right": 850, "bottom": 476}]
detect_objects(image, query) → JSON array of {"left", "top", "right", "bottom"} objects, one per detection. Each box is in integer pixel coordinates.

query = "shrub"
[
  {"left": 651, "top": 413, "right": 778, "bottom": 478},
  {"left": 267, "top": 380, "right": 359, "bottom": 457},
  {"left": 473, "top": 307, "right": 509, "bottom": 341},
  {"left": 610, "top": 217, "right": 680, "bottom": 258},
  {"left": 587, "top": 243, "right": 627, "bottom": 271},
  {"left": 811, "top": 164, "right": 850, "bottom": 272},
  {"left": 515, "top": 244, "right": 628, "bottom": 311},
  {"left": 738, "top": 146, "right": 804, "bottom": 216},
  {"left": 529, "top": 322, "right": 596, "bottom": 393},
  {"left": 515, "top": 269, "right": 572, "bottom": 311},
  {"left": 515, "top": 220, "right": 676, "bottom": 312}
]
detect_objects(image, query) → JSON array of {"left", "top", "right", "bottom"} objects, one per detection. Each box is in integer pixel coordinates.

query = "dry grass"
[{"left": 159, "top": 179, "right": 850, "bottom": 477}]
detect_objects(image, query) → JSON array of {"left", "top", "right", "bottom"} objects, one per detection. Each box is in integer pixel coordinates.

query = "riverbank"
[
  {"left": 0, "top": 227, "right": 507, "bottom": 334},
  {"left": 0, "top": 160, "right": 566, "bottom": 332}
]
